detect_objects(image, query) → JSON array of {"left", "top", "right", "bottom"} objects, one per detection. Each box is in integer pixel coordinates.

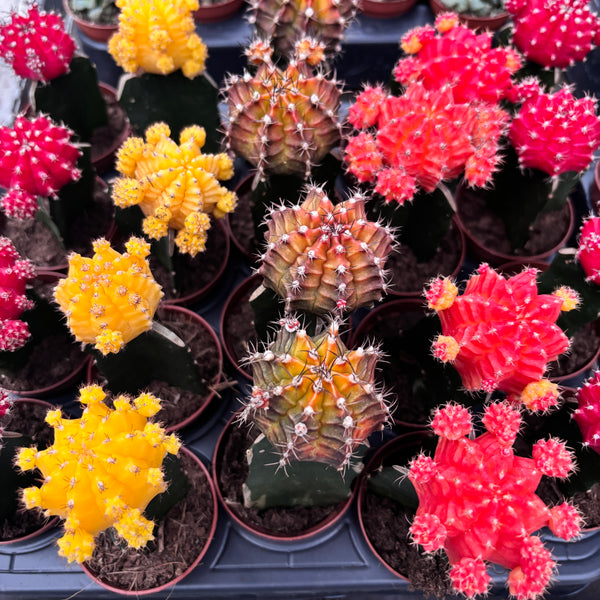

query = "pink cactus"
[
  {"left": 344, "top": 82, "right": 509, "bottom": 204},
  {"left": 576, "top": 216, "right": 600, "bottom": 285},
  {"left": 0, "top": 4, "right": 75, "bottom": 82},
  {"left": 0, "top": 114, "right": 81, "bottom": 219},
  {"left": 574, "top": 371, "right": 600, "bottom": 453},
  {"left": 509, "top": 87, "right": 600, "bottom": 177},
  {"left": 0, "top": 238, "right": 35, "bottom": 352},
  {"left": 426, "top": 263, "right": 574, "bottom": 411},
  {"left": 393, "top": 13, "right": 521, "bottom": 105},
  {"left": 409, "top": 402, "right": 582, "bottom": 600},
  {"left": 505, "top": 0, "right": 600, "bottom": 69}
]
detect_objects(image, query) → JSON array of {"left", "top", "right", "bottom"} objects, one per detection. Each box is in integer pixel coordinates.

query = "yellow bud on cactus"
[
  {"left": 17, "top": 386, "right": 180, "bottom": 564},
  {"left": 426, "top": 277, "right": 459, "bottom": 311},
  {"left": 113, "top": 123, "right": 236, "bottom": 256},
  {"left": 554, "top": 286, "right": 580, "bottom": 312},
  {"left": 54, "top": 237, "right": 163, "bottom": 355},
  {"left": 520, "top": 379, "right": 560, "bottom": 412},
  {"left": 108, "top": 0, "right": 207, "bottom": 78}
]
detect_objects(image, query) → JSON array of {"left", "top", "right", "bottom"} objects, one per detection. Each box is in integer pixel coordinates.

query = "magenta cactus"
[
  {"left": 425, "top": 263, "right": 574, "bottom": 411},
  {"left": 509, "top": 87, "right": 600, "bottom": 177},
  {"left": 0, "top": 114, "right": 81, "bottom": 219},
  {"left": 0, "top": 3, "right": 75, "bottom": 82},
  {"left": 409, "top": 402, "right": 582, "bottom": 599},
  {"left": 505, "top": 0, "right": 600, "bottom": 69},
  {"left": 574, "top": 371, "right": 600, "bottom": 453},
  {"left": 577, "top": 216, "right": 600, "bottom": 285},
  {"left": 0, "top": 238, "right": 36, "bottom": 352}
]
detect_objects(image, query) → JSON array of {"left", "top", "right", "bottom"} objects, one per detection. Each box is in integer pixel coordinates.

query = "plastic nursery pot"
[
  {"left": 62, "top": 0, "right": 119, "bottom": 43},
  {"left": 87, "top": 304, "right": 223, "bottom": 433},
  {"left": 0, "top": 398, "right": 60, "bottom": 545},
  {"left": 193, "top": 0, "right": 245, "bottom": 23},
  {"left": 80, "top": 446, "right": 218, "bottom": 596},
  {"left": 359, "top": 0, "right": 419, "bottom": 18},
  {"left": 428, "top": 0, "right": 510, "bottom": 31},
  {"left": 212, "top": 407, "right": 357, "bottom": 542}
]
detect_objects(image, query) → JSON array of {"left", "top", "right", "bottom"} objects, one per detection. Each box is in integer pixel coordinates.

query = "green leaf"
[{"left": 144, "top": 453, "right": 190, "bottom": 522}]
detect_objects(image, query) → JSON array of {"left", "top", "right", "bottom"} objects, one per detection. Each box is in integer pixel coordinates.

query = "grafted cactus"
[
  {"left": 241, "top": 317, "right": 390, "bottom": 470},
  {"left": 112, "top": 122, "right": 236, "bottom": 256},
  {"left": 223, "top": 37, "right": 342, "bottom": 180},
  {"left": 426, "top": 263, "right": 575, "bottom": 411},
  {"left": 258, "top": 186, "right": 395, "bottom": 315},
  {"left": 574, "top": 371, "right": 600, "bottom": 454},
  {"left": 577, "top": 216, "right": 600, "bottom": 285},
  {"left": 17, "top": 384, "right": 181, "bottom": 563},
  {"left": 409, "top": 402, "right": 581, "bottom": 600}
]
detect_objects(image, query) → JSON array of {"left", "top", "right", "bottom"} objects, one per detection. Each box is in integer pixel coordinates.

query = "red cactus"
[
  {"left": 509, "top": 87, "right": 600, "bottom": 177},
  {"left": 505, "top": 0, "right": 600, "bottom": 69},
  {"left": 0, "top": 4, "right": 75, "bottom": 82},
  {"left": 0, "top": 114, "right": 81, "bottom": 219},
  {"left": 344, "top": 82, "right": 509, "bottom": 205},
  {"left": 409, "top": 402, "right": 582, "bottom": 600},
  {"left": 393, "top": 14, "right": 521, "bottom": 105},
  {"left": 0, "top": 237, "right": 35, "bottom": 352},
  {"left": 426, "top": 264, "right": 573, "bottom": 411},
  {"left": 576, "top": 216, "right": 600, "bottom": 285},
  {"left": 574, "top": 370, "right": 600, "bottom": 453}
]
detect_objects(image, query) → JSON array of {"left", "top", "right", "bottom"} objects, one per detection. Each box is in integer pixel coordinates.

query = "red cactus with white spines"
[
  {"left": 0, "top": 3, "right": 75, "bottom": 82},
  {"left": 505, "top": 0, "right": 600, "bottom": 69},
  {"left": 575, "top": 216, "right": 600, "bottom": 285},
  {"left": 409, "top": 402, "right": 582, "bottom": 600},
  {"left": 509, "top": 87, "right": 600, "bottom": 178},
  {"left": 0, "top": 114, "right": 81, "bottom": 220},
  {"left": 426, "top": 263, "right": 574, "bottom": 411},
  {"left": 344, "top": 82, "right": 509, "bottom": 205},
  {"left": 393, "top": 13, "right": 521, "bottom": 105},
  {"left": 574, "top": 371, "right": 600, "bottom": 453},
  {"left": 0, "top": 237, "right": 36, "bottom": 352}
]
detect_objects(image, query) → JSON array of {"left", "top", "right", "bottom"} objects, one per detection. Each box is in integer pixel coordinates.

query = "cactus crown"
[
  {"left": 54, "top": 237, "right": 163, "bottom": 355},
  {"left": 258, "top": 185, "right": 395, "bottom": 315},
  {"left": 0, "top": 114, "right": 82, "bottom": 220},
  {"left": 241, "top": 316, "right": 390, "bottom": 470},
  {"left": 0, "top": 237, "right": 36, "bottom": 353},
  {"left": 409, "top": 402, "right": 582, "bottom": 600},
  {"left": 0, "top": 3, "right": 75, "bottom": 83},
  {"left": 574, "top": 370, "right": 600, "bottom": 454},
  {"left": 113, "top": 122, "right": 236, "bottom": 257},
  {"left": 17, "top": 384, "right": 181, "bottom": 564},
  {"left": 426, "top": 263, "right": 574, "bottom": 411},
  {"left": 108, "top": 0, "right": 207, "bottom": 78},
  {"left": 223, "top": 37, "right": 342, "bottom": 180},
  {"left": 576, "top": 216, "right": 600, "bottom": 286}
]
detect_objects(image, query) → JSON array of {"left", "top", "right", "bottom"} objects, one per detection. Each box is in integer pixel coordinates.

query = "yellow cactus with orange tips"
[
  {"left": 17, "top": 384, "right": 181, "bottom": 564},
  {"left": 54, "top": 237, "right": 163, "bottom": 355},
  {"left": 108, "top": 0, "right": 207, "bottom": 78},
  {"left": 112, "top": 122, "right": 236, "bottom": 256}
]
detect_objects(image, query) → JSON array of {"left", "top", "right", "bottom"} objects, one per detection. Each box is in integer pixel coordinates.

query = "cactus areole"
[{"left": 241, "top": 317, "right": 390, "bottom": 470}]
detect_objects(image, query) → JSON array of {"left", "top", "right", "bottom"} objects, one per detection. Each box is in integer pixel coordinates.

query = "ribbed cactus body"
[
  {"left": 0, "top": 115, "right": 81, "bottom": 220},
  {"left": 409, "top": 402, "right": 581, "bottom": 600},
  {"left": 241, "top": 317, "right": 389, "bottom": 470},
  {"left": 505, "top": 0, "right": 600, "bottom": 68},
  {"left": 426, "top": 264, "right": 572, "bottom": 410},
  {"left": 0, "top": 4, "right": 75, "bottom": 82},
  {"left": 258, "top": 186, "right": 394, "bottom": 315},
  {"left": 574, "top": 371, "right": 600, "bottom": 454},
  {"left": 577, "top": 216, "right": 600, "bottom": 285},
  {"left": 247, "top": 0, "right": 359, "bottom": 58},
  {"left": 54, "top": 237, "right": 163, "bottom": 355},
  {"left": 223, "top": 38, "right": 342, "bottom": 179},
  {"left": 509, "top": 88, "right": 600, "bottom": 177},
  {"left": 17, "top": 385, "right": 181, "bottom": 563}
]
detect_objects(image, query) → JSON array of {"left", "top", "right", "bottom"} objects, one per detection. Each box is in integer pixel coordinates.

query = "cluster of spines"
[
  {"left": 409, "top": 402, "right": 582, "bottom": 600},
  {"left": 223, "top": 37, "right": 342, "bottom": 180},
  {"left": 576, "top": 216, "right": 600, "bottom": 285},
  {"left": 16, "top": 384, "right": 181, "bottom": 564},
  {"left": 240, "top": 316, "right": 390, "bottom": 470},
  {"left": 425, "top": 263, "right": 575, "bottom": 411},
  {"left": 0, "top": 114, "right": 82, "bottom": 220},
  {"left": 574, "top": 370, "right": 600, "bottom": 454},
  {"left": 0, "top": 3, "right": 75, "bottom": 82},
  {"left": 258, "top": 185, "right": 395, "bottom": 315}
]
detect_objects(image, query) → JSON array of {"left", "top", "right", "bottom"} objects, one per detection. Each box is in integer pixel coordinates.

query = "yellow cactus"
[
  {"left": 54, "top": 237, "right": 163, "bottom": 355},
  {"left": 108, "top": 0, "right": 207, "bottom": 78},
  {"left": 112, "top": 123, "right": 237, "bottom": 256},
  {"left": 17, "top": 385, "right": 181, "bottom": 564}
]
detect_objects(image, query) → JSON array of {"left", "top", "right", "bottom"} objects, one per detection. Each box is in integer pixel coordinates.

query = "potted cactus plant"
[
  {"left": 429, "top": 0, "right": 509, "bottom": 30},
  {"left": 62, "top": 0, "right": 119, "bottom": 42}
]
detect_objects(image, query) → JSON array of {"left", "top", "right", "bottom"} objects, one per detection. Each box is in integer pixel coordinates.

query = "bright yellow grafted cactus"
[
  {"left": 17, "top": 385, "right": 181, "bottom": 564},
  {"left": 108, "top": 0, "right": 207, "bottom": 78},
  {"left": 54, "top": 237, "right": 163, "bottom": 355},
  {"left": 112, "top": 122, "right": 237, "bottom": 256}
]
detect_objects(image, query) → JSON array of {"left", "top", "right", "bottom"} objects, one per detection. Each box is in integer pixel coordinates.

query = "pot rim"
[{"left": 62, "top": 0, "right": 119, "bottom": 43}]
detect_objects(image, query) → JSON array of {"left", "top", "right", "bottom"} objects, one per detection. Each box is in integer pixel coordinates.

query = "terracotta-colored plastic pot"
[
  {"left": 63, "top": 0, "right": 118, "bottom": 43},
  {"left": 81, "top": 446, "right": 218, "bottom": 596},
  {"left": 193, "top": 0, "right": 245, "bottom": 22},
  {"left": 428, "top": 0, "right": 510, "bottom": 31},
  {"left": 359, "top": 0, "right": 418, "bottom": 18}
]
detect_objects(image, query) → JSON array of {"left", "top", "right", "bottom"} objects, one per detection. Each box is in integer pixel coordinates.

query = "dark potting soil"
[
  {"left": 218, "top": 421, "right": 347, "bottom": 536},
  {"left": 84, "top": 450, "right": 214, "bottom": 592},
  {"left": 547, "top": 322, "right": 600, "bottom": 380}
]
